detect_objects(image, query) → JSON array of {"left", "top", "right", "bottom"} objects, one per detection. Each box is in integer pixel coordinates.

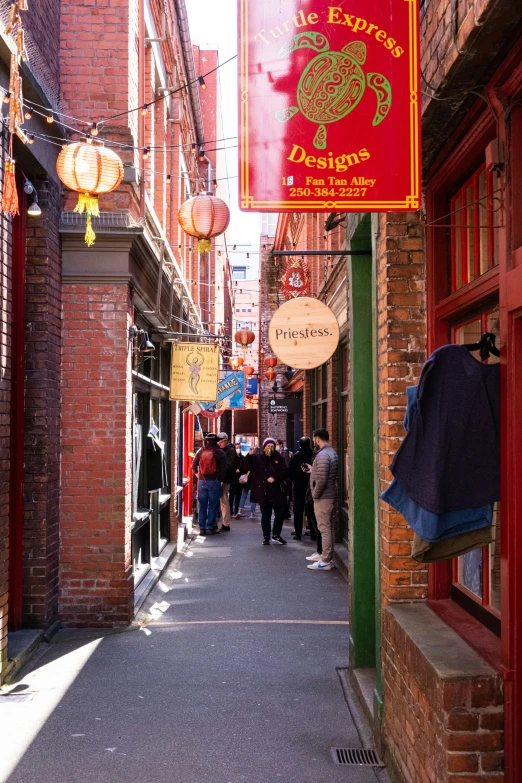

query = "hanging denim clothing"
[
  {"left": 382, "top": 384, "right": 493, "bottom": 542},
  {"left": 390, "top": 345, "right": 500, "bottom": 514}
]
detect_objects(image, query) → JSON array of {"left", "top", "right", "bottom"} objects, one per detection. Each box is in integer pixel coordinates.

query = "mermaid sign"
[
  {"left": 238, "top": 0, "right": 421, "bottom": 212},
  {"left": 169, "top": 344, "right": 220, "bottom": 403}
]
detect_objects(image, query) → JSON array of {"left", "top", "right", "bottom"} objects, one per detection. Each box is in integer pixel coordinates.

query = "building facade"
[
  {"left": 258, "top": 2, "right": 522, "bottom": 781},
  {"left": 1, "top": 0, "right": 232, "bottom": 681}
]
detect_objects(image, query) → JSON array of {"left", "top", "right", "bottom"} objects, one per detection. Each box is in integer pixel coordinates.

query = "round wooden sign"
[{"left": 268, "top": 297, "right": 340, "bottom": 370}]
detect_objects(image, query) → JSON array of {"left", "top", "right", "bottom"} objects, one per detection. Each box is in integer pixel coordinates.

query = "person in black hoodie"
[
  {"left": 244, "top": 438, "right": 289, "bottom": 545},
  {"left": 289, "top": 436, "right": 313, "bottom": 540}
]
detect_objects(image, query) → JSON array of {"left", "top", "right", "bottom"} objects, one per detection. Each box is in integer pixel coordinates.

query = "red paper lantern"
[
  {"left": 264, "top": 356, "right": 277, "bottom": 368},
  {"left": 243, "top": 365, "right": 255, "bottom": 376},
  {"left": 178, "top": 193, "right": 230, "bottom": 253},
  {"left": 229, "top": 356, "right": 245, "bottom": 370},
  {"left": 265, "top": 369, "right": 276, "bottom": 381},
  {"left": 235, "top": 329, "right": 255, "bottom": 350},
  {"left": 281, "top": 257, "right": 310, "bottom": 300}
]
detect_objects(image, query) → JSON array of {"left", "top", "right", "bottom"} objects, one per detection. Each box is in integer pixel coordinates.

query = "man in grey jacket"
[{"left": 305, "top": 428, "right": 339, "bottom": 571}]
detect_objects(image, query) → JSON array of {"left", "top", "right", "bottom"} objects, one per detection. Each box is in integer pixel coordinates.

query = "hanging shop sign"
[
  {"left": 268, "top": 296, "right": 339, "bottom": 369},
  {"left": 269, "top": 398, "right": 303, "bottom": 414},
  {"left": 246, "top": 377, "right": 259, "bottom": 395},
  {"left": 200, "top": 372, "right": 246, "bottom": 413},
  {"left": 169, "top": 344, "right": 220, "bottom": 403},
  {"left": 282, "top": 257, "right": 310, "bottom": 299},
  {"left": 239, "top": 0, "right": 421, "bottom": 212}
]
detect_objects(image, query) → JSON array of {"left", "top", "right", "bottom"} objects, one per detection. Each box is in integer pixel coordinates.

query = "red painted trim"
[
  {"left": 428, "top": 600, "right": 504, "bottom": 675},
  {"left": 8, "top": 175, "right": 26, "bottom": 630},
  {"left": 474, "top": 171, "right": 481, "bottom": 280},
  {"left": 435, "top": 266, "right": 499, "bottom": 321}
]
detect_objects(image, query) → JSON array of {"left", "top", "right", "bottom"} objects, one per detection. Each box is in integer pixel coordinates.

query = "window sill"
[{"left": 428, "top": 598, "right": 509, "bottom": 678}]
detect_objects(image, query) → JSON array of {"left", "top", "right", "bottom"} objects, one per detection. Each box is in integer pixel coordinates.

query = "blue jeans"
[{"left": 197, "top": 480, "right": 222, "bottom": 531}]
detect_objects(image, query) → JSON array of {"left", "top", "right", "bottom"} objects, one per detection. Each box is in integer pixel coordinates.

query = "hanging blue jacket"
[{"left": 382, "top": 386, "right": 493, "bottom": 543}]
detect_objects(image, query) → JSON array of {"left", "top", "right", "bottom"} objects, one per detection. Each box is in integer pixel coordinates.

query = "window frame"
[{"left": 425, "top": 102, "right": 504, "bottom": 669}]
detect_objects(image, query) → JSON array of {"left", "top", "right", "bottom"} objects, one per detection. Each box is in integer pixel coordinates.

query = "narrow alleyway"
[{"left": 1, "top": 520, "right": 388, "bottom": 783}]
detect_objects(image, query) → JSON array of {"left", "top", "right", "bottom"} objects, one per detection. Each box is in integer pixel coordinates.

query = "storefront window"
[
  {"left": 451, "top": 308, "right": 501, "bottom": 625},
  {"left": 450, "top": 165, "right": 500, "bottom": 292},
  {"left": 311, "top": 364, "right": 327, "bottom": 431}
]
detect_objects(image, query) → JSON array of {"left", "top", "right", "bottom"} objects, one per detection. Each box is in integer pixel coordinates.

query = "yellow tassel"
[
  {"left": 74, "top": 193, "right": 99, "bottom": 246},
  {"left": 85, "top": 215, "right": 96, "bottom": 247},
  {"left": 197, "top": 238, "right": 212, "bottom": 253},
  {"left": 2, "top": 159, "right": 19, "bottom": 217}
]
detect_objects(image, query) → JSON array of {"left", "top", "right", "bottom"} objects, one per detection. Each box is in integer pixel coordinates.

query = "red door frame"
[
  {"left": 8, "top": 174, "right": 26, "bottom": 630},
  {"left": 182, "top": 409, "right": 195, "bottom": 518},
  {"left": 425, "top": 42, "right": 522, "bottom": 783}
]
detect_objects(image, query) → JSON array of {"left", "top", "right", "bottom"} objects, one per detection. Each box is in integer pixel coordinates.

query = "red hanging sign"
[
  {"left": 281, "top": 257, "right": 310, "bottom": 299},
  {"left": 239, "top": 0, "right": 421, "bottom": 212}
]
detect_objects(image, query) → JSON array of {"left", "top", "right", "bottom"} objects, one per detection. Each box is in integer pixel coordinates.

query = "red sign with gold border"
[{"left": 239, "top": 1, "right": 421, "bottom": 212}]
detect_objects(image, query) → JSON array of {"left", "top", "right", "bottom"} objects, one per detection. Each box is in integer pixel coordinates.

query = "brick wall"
[
  {"left": 60, "top": 284, "right": 133, "bottom": 626},
  {"left": 23, "top": 178, "right": 62, "bottom": 629},
  {"left": 383, "top": 607, "right": 504, "bottom": 783},
  {"left": 376, "top": 212, "right": 427, "bottom": 603}
]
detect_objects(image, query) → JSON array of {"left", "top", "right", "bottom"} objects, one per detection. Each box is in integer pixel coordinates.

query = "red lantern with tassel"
[
  {"left": 264, "top": 356, "right": 277, "bottom": 368},
  {"left": 265, "top": 369, "right": 276, "bottom": 381},
  {"left": 243, "top": 366, "right": 255, "bottom": 376},
  {"left": 229, "top": 356, "right": 245, "bottom": 370},
  {"left": 234, "top": 329, "right": 255, "bottom": 350},
  {"left": 178, "top": 193, "right": 230, "bottom": 254}
]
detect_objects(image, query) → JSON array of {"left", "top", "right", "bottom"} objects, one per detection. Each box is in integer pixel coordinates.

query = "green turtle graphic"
[{"left": 275, "top": 33, "right": 392, "bottom": 150}]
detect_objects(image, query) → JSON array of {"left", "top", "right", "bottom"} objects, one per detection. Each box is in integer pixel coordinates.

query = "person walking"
[
  {"left": 217, "top": 432, "right": 239, "bottom": 532},
  {"left": 304, "top": 428, "right": 338, "bottom": 571},
  {"left": 276, "top": 439, "right": 293, "bottom": 519},
  {"left": 244, "top": 438, "right": 289, "bottom": 545},
  {"left": 289, "top": 436, "right": 313, "bottom": 540},
  {"left": 192, "top": 433, "right": 226, "bottom": 536},
  {"left": 229, "top": 443, "right": 244, "bottom": 519}
]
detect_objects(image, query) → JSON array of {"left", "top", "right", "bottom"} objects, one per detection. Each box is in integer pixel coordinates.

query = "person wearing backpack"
[{"left": 192, "top": 433, "right": 227, "bottom": 536}]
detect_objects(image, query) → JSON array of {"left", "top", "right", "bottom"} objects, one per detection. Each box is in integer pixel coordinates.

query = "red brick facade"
[{"left": 60, "top": 283, "right": 133, "bottom": 626}]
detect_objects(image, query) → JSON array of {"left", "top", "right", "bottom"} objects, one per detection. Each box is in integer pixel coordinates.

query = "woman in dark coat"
[
  {"left": 244, "top": 437, "right": 289, "bottom": 545},
  {"left": 289, "top": 436, "right": 314, "bottom": 540}
]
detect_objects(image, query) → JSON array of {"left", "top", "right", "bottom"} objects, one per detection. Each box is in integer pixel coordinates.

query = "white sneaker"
[
  {"left": 306, "top": 552, "right": 322, "bottom": 562},
  {"left": 307, "top": 559, "right": 334, "bottom": 571}
]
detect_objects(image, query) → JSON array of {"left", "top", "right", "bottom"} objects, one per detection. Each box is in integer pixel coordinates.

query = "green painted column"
[{"left": 348, "top": 215, "right": 376, "bottom": 669}]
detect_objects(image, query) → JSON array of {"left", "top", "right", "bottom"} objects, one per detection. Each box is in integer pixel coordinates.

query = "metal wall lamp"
[{"left": 129, "top": 324, "right": 155, "bottom": 353}]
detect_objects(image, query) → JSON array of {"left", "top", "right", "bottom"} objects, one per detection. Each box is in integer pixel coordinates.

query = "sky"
[{"left": 186, "top": 0, "right": 261, "bottom": 279}]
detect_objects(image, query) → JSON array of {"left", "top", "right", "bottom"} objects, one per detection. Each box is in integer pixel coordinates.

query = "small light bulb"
[
  {"left": 46, "top": 112, "right": 54, "bottom": 124},
  {"left": 24, "top": 107, "right": 32, "bottom": 120},
  {"left": 166, "top": 173, "right": 171, "bottom": 183},
  {"left": 233, "top": 244, "right": 236, "bottom": 251},
  {"left": 191, "top": 143, "right": 196, "bottom": 155},
  {"left": 90, "top": 122, "right": 98, "bottom": 137},
  {"left": 141, "top": 104, "right": 149, "bottom": 115},
  {"left": 246, "top": 253, "right": 249, "bottom": 259},
  {"left": 27, "top": 134, "right": 34, "bottom": 144},
  {"left": 3, "top": 92, "right": 11, "bottom": 104},
  {"left": 24, "top": 180, "right": 34, "bottom": 195},
  {"left": 142, "top": 147, "right": 150, "bottom": 160},
  {"left": 198, "top": 76, "right": 207, "bottom": 90},
  {"left": 27, "top": 193, "right": 41, "bottom": 216},
  {"left": 198, "top": 148, "right": 205, "bottom": 162},
  {"left": 213, "top": 179, "right": 217, "bottom": 189}
]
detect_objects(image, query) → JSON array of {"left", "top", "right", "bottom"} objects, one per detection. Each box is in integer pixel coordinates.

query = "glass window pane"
[
  {"left": 454, "top": 318, "right": 482, "bottom": 360},
  {"left": 454, "top": 196, "right": 462, "bottom": 290},
  {"left": 478, "top": 169, "right": 489, "bottom": 275},
  {"left": 458, "top": 548, "right": 483, "bottom": 599},
  {"left": 489, "top": 503, "right": 501, "bottom": 612},
  {"left": 466, "top": 184, "right": 475, "bottom": 283}
]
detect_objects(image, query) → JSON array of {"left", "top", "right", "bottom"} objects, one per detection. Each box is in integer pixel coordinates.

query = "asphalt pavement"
[{"left": 0, "top": 515, "right": 389, "bottom": 783}]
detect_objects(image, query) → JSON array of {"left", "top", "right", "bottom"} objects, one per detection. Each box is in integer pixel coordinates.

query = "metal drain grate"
[{"left": 331, "top": 747, "right": 384, "bottom": 767}]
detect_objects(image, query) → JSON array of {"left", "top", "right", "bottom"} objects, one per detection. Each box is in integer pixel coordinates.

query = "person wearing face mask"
[
  {"left": 302, "top": 428, "right": 339, "bottom": 571},
  {"left": 229, "top": 443, "right": 245, "bottom": 519},
  {"left": 243, "top": 438, "right": 289, "bottom": 545}
]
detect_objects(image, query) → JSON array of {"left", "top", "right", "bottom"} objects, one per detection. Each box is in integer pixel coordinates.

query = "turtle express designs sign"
[
  {"left": 239, "top": 1, "right": 421, "bottom": 212},
  {"left": 169, "top": 344, "right": 220, "bottom": 403}
]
